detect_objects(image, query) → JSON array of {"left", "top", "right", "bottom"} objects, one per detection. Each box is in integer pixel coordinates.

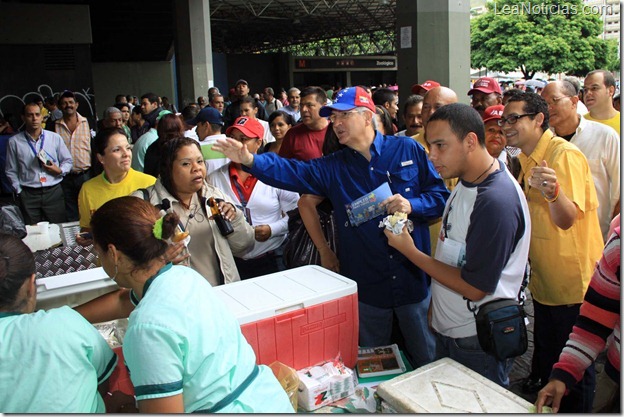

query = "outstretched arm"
[
  {"left": 213, "top": 138, "right": 254, "bottom": 166},
  {"left": 74, "top": 288, "right": 135, "bottom": 324}
]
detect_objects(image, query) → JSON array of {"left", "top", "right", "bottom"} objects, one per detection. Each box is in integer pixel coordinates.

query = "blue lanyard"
[{"left": 26, "top": 131, "right": 45, "bottom": 159}]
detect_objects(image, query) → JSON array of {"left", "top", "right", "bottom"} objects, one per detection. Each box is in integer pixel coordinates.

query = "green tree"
[{"left": 471, "top": 0, "right": 618, "bottom": 78}]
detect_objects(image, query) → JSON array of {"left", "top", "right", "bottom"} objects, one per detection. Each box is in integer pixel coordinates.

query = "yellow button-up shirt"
[{"left": 518, "top": 130, "right": 603, "bottom": 306}]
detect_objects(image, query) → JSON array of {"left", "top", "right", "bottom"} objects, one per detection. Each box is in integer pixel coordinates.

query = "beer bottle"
[{"left": 207, "top": 197, "right": 234, "bottom": 236}]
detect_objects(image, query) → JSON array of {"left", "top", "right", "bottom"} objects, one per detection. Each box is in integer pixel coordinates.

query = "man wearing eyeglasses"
[
  {"left": 502, "top": 91, "right": 603, "bottom": 413},
  {"left": 214, "top": 86, "right": 449, "bottom": 369},
  {"left": 583, "top": 69, "right": 620, "bottom": 135},
  {"left": 542, "top": 81, "right": 619, "bottom": 241}
]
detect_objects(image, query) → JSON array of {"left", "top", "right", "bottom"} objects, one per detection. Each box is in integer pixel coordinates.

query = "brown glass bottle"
[{"left": 207, "top": 197, "right": 234, "bottom": 236}]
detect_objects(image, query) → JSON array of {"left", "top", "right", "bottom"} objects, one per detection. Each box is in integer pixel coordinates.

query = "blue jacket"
[{"left": 249, "top": 131, "right": 449, "bottom": 307}]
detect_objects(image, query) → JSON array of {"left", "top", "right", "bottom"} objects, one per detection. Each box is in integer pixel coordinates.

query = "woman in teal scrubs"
[
  {"left": 0, "top": 234, "right": 116, "bottom": 413},
  {"left": 79, "top": 196, "right": 293, "bottom": 413}
]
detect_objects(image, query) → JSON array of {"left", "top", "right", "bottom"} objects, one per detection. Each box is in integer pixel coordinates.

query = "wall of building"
[
  {"left": 92, "top": 62, "right": 176, "bottom": 117},
  {"left": 0, "top": 44, "right": 96, "bottom": 131}
]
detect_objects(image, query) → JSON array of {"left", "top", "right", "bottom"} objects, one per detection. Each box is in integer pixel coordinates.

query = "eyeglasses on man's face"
[
  {"left": 545, "top": 96, "right": 572, "bottom": 107},
  {"left": 328, "top": 110, "right": 361, "bottom": 123},
  {"left": 498, "top": 113, "right": 537, "bottom": 126}
]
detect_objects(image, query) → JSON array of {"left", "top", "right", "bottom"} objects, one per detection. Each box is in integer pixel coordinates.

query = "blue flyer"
[{"left": 345, "top": 182, "right": 393, "bottom": 227}]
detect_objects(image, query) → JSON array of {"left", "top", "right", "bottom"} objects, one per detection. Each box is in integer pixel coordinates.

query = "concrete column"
[
  {"left": 174, "top": 0, "right": 214, "bottom": 107},
  {"left": 396, "top": 0, "right": 471, "bottom": 107}
]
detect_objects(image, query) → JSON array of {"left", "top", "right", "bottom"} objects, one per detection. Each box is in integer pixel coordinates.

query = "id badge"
[
  {"left": 39, "top": 172, "right": 47, "bottom": 184},
  {"left": 434, "top": 237, "right": 466, "bottom": 268}
]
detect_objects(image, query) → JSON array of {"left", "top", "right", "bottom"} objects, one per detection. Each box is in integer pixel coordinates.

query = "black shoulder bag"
[{"left": 466, "top": 263, "right": 530, "bottom": 361}]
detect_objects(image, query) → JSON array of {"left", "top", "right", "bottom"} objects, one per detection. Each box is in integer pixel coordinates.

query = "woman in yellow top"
[{"left": 77, "top": 128, "right": 156, "bottom": 235}]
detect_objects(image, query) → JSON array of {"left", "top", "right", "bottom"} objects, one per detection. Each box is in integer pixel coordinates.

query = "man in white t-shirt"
[{"left": 385, "top": 103, "right": 531, "bottom": 388}]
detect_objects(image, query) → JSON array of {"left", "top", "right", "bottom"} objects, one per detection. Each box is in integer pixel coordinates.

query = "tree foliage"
[{"left": 471, "top": 0, "right": 619, "bottom": 78}]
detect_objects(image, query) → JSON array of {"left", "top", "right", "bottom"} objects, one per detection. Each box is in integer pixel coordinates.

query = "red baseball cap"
[
  {"left": 468, "top": 77, "right": 502, "bottom": 95},
  {"left": 411, "top": 80, "right": 441, "bottom": 95},
  {"left": 481, "top": 104, "right": 505, "bottom": 124},
  {"left": 225, "top": 116, "right": 264, "bottom": 139}
]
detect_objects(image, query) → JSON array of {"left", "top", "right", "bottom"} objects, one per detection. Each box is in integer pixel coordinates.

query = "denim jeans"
[
  {"left": 358, "top": 293, "right": 435, "bottom": 368},
  {"left": 435, "top": 332, "right": 513, "bottom": 388}
]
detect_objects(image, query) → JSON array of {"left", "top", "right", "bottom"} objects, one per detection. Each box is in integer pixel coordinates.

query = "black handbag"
[
  {"left": 472, "top": 298, "right": 528, "bottom": 361},
  {"left": 467, "top": 263, "right": 531, "bottom": 361},
  {"left": 283, "top": 199, "right": 338, "bottom": 268}
]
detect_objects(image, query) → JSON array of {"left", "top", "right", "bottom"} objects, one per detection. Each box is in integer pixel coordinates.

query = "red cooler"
[{"left": 214, "top": 265, "right": 359, "bottom": 370}]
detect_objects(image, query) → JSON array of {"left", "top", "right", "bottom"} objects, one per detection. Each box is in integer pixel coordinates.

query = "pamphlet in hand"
[
  {"left": 356, "top": 344, "right": 406, "bottom": 378},
  {"left": 345, "top": 182, "right": 392, "bottom": 227}
]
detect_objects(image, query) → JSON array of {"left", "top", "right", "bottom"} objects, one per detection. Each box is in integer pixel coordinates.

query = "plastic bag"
[
  {"left": 0, "top": 204, "right": 26, "bottom": 239},
  {"left": 269, "top": 361, "right": 299, "bottom": 411},
  {"left": 283, "top": 200, "right": 338, "bottom": 268}
]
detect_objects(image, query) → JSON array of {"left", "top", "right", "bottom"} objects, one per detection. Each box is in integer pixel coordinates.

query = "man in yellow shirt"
[
  {"left": 583, "top": 69, "right": 620, "bottom": 135},
  {"left": 502, "top": 92, "right": 603, "bottom": 413}
]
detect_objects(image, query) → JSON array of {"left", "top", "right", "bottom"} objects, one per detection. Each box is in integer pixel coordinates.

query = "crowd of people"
[{"left": 1, "top": 69, "right": 620, "bottom": 412}]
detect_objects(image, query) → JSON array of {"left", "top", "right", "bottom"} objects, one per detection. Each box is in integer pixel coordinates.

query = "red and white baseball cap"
[
  {"left": 411, "top": 80, "right": 441, "bottom": 95},
  {"left": 225, "top": 116, "right": 264, "bottom": 139},
  {"left": 468, "top": 77, "right": 502, "bottom": 95},
  {"left": 481, "top": 104, "right": 505, "bottom": 124}
]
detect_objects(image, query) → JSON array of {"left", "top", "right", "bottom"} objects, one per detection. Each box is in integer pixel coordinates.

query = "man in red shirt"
[{"left": 278, "top": 86, "right": 329, "bottom": 161}]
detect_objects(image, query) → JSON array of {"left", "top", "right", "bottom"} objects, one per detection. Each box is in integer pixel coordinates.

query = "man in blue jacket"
[{"left": 214, "top": 86, "right": 449, "bottom": 368}]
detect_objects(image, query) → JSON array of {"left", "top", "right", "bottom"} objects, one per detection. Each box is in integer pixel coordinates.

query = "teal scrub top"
[
  {"left": 124, "top": 264, "right": 293, "bottom": 413},
  {"left": 0, "top": 306, "right": 117, "bottom": 413}
]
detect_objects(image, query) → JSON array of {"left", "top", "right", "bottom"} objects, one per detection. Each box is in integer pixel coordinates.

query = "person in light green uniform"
[
  {"left": 0, "top": 234, "right": 116, "bottom": 413},
  {"left": 78, "top": 196, "right": 293, "bottom": 413}
]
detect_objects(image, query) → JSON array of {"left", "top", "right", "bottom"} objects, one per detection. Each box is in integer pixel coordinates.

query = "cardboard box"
[
  {"left": 376, "top": 357, "right": 533, "bottom": 413},
  {"left": 213, "top": 265, "right": 359, "bottom": 369},
  {"left": 296, "top": 361, "right": 357, "bottom": 411}
]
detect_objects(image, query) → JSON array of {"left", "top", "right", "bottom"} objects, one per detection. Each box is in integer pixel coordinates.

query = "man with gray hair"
[
  {"left": 563, "top": 76, "right": 588, "bottom": 115},
  {"left": 213, "top": 86, "right": 449, "bottom": 369},
  {"left": 542, "top": 80, "right": 619, "bottom": 240},
  {"left": 263, "top": 87, "right": 283, "bottom": 114},
  {"left": 101, "top": 107, "right": 123, "bottom": 130},
  {"left": 280, "top": 87, "right": 301, "bottom": 122}
]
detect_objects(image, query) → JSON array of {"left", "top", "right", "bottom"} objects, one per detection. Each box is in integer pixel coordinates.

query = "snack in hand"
[
  {"left": 388, "top": 212, "right": 407, "bottom": 226},
  {"left": 379, "top": 212, "right": 413, "bottom": 235},
  {"left": 172, "top": 231, "right": 190, "bottom": 243}
]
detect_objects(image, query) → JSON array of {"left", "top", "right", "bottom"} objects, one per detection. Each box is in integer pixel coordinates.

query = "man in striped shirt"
[
  {"left": 536, "top": 223, "right": 620, "bottom": 413},
  {"left": 55, "top": 91, "right": 93, "bottom": 221}
]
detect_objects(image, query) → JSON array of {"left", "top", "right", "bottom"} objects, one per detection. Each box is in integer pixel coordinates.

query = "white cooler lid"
[
  {"left": 213, "top": 265, "right": 357, "bottom": 324},
  {"left": 36, "top": 267, "right": 118, "bottom": 309},
  {"left": 376, "top": 357, "right": 533, "bottom": 413}
]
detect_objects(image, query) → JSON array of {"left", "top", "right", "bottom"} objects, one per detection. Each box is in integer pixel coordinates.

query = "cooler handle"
[{"left": 275, "top": 303, "right": 305, "bottom": 321}]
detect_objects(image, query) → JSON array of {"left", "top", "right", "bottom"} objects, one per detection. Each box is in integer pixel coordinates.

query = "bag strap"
[{"left": 465, "top": 259, "right": 531, "bottom": 316}]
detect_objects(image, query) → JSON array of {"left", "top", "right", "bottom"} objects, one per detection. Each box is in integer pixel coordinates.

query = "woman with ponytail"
[
  {"left": 76, "top": 196, "right": 292, "bottom": 413},
  {"left": 0, "top": 234, "right": 116, "bottom": 413}
]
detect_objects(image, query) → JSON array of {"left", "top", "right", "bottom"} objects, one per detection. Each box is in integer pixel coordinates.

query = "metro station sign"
[{"left": 293, "top": 56, "right": 397, "bottom": 71}]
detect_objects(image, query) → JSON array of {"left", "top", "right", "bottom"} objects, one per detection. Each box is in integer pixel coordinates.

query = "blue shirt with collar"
[
  {"left": 5, "top": 129, "right": 73, "bottom": 193},
  {"left": 249, "top": 131, "right": 450, "bottom": 308}
]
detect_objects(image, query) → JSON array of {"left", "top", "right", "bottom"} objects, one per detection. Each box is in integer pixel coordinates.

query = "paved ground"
[
  {"left": 507, "top": 289, "right": 606, "bottom": 406},
  {"left": 508, "top": 288, "right": 537, "bottom": 404}
]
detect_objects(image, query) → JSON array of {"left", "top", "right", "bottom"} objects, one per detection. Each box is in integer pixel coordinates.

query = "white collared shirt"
[{"left": 555, "top": 117, "right": 620, "bottom": 240}]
